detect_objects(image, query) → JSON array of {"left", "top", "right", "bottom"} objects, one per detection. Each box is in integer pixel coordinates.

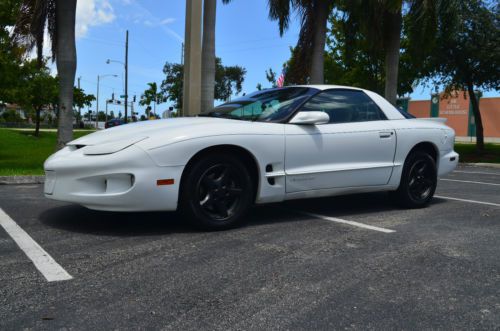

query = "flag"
[{"left": 276, "top": 68, "right": 286, "bottom": 88}]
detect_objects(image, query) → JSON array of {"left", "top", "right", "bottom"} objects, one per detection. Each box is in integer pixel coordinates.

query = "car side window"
[{"left": 299, "top": 90, "right": 387, "bottom": 124}]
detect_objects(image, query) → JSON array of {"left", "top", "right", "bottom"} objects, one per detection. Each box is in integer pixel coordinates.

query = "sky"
[{"left": 72, "top": 0, "right": 498, "bottom": 117}]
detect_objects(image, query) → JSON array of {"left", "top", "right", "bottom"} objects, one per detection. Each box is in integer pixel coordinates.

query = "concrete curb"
[
  {"left": 461, "top": 163, "right": 500, "bottom": 169},
  {"left": 0, "top": 176, "right": 45, "bottom": 185}
]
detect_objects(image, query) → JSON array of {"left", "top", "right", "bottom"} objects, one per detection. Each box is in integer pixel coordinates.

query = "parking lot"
[{"left": 0, "top": 164, "right": 499, "bottom": 330}]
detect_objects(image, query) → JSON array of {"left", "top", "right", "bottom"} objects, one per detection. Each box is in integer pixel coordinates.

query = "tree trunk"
[
  {"left": 383, "top": 8, "right": 402, "bottom": 106},
  {"left": 309, "top": 0, "right": 329, "bottom": 84},
  {"left": 201, "top": 0, "right": 216, "bottom": 114},
  {"left": 467, "top": 81, "right": 484, "bottom": 152},
  {"left": 55, "top": 0, "right": 77, "bottom": 150},
  {"left": 35, "top": 107, "right": 41, "bottom": 137}
]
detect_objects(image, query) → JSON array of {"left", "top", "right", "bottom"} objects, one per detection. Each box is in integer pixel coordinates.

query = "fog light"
[{"left": 104, "top": 174, "right": 134, "bottom": 193}]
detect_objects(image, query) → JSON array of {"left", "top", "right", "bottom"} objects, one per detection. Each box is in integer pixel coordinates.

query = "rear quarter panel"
[{"left": 388, "top": 119, "right": 455, "bottom": 187}]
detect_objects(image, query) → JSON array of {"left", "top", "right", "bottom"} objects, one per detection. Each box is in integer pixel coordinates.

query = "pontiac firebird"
[{"left": 44, "top": 85, "right": 458, "bottom": 229}]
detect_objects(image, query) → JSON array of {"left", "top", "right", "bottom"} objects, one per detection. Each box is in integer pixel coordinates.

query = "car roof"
[{"left": 294, "top": 84, "right": 365, "bottom": 91}]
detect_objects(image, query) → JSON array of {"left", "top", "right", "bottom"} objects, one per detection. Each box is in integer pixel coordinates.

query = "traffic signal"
[
  {"left": 133, "top": 95, "right": 136, "bottom": 102},
  {"left": 111, "top": 92, "right": 115, "bottom": 100}
]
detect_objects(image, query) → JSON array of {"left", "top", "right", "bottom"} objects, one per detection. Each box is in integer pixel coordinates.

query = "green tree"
[
  {"left": 336, "top": 0, "right": 440, "bottom": 104},
  {"left": 13, "top": 0, "right": 78, "bottom": 149},
  {"left": 16, "top": 60, "right": 58, "bottom": 136},
  {"left": 161, "top": 58, "right": 246, "bottom": 111},
  {"left": 325, "top": 8, "right": 417, "bottom": 96},
  {"left": 73, "top": 87, "right": 95, "bottom": 123},
  {"left": 265, "top": 68, "right": 278, "bottom": 88},
  {"left": 268, "top": 0, "right": 335, "bottom": 84},
  {"left": 0, "top": 0, "right": 23, "bottom": 103},
  {"left": 139, "top": 82, "right": 164, "bottom": 118},
  {"left": 429, "top": 0, "right": 499, "bottom": 152}
]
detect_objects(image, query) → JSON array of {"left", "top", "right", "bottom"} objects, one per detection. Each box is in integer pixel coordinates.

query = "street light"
[
  {"left": 106, "top": 58, "right": 129, "bottom": 124},
  {"left": 96, "top": 74, "right": 118, "bottom": 129}
]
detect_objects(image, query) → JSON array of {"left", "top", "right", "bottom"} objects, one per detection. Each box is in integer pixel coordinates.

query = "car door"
[{"left": 284, "top": 89, "right": 397, "bottom": 193}]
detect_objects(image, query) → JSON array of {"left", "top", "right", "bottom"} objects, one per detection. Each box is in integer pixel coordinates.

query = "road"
[{"left": 1, "top": 165, "right": 499, "bottom": 330}]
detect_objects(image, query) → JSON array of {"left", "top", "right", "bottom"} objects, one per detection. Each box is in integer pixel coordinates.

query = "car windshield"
[{"left": 202, "top": 87, "right": 317, "bottom": 122}]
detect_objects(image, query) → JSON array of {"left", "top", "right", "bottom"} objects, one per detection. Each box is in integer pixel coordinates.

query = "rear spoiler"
[{"left": 417, "top": 117, "right": 447, "bottom": 124}]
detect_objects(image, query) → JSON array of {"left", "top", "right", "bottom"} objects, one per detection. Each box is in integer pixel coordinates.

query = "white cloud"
[
  {"left": 76, "top": 0, "right": 116, "bottom": 38},
  {"left": 160, "top": 17, "right": 175, "bottom": 25}
]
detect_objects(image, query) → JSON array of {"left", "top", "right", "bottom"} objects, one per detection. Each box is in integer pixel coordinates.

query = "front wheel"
[
  {"left": 394, "top": 151, "right": 437, "bottom": 208},
  {"left": 179, "top": 153, "right": 254, "bottom": 230}
]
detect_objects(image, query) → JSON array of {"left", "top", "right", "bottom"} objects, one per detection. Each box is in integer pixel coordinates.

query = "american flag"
[{"left": 276, "top": 68, "right": 286, "bottom": 88}]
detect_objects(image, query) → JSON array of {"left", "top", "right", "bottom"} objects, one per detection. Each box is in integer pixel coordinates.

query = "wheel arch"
[
  {"left": 406, "top": 141, "right": 439, "bottom": 163},
  {"left": 179, "top": 144, "right": 261, "bottom": 201}
]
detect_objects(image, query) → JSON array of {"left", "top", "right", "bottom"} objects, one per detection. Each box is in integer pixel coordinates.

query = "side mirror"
[{"left": 289, "top": 111, "right": 330, "bottom": 125}]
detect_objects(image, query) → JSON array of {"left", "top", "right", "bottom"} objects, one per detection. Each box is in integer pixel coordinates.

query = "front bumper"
[
  {"left": 438, "top": 150, "right": 459, "bottom": 177},
  {"left": 44, "top": 145, "right": 183, "bottom": 211}
]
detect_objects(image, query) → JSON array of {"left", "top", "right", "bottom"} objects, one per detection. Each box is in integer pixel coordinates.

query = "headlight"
[{"left": 82, "top": 137, "right": 148, "bottom": 155}]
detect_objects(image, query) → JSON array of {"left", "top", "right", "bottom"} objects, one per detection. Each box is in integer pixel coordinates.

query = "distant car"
[
  {"left": 105, "top": 118, "right": 124, "bottom": 129},
  {"left": 44, "top": 85, "right": 458, "bottom": 230}
]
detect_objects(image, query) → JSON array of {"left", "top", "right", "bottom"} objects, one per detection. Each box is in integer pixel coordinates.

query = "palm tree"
[
  {"left": 268, "top": 0, "right": 335, "bottom": 84},
  {"left": 140, "top": 82, "right": 163, "bottom": 118},
  {"left": 344, "top": 0, "right": 440, "bottom": 105},
  {"left": 13, "top": 0, "right": 77, "bottom": 150},
  {"left": 201, "top": 0, "right": 232, "bottom": 113}
]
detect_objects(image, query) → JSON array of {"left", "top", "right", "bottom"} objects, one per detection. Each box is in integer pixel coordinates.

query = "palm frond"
[{"left": 12, "top": 0, "right": 56, "bottom": 64}]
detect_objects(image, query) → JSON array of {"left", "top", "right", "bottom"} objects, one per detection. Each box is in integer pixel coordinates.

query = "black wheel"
[
  {"left": 179, "top": 153, "right": 254, "bottom": 230},
  {"left": 394, "top": 151, "right": 437, "bottom": 208}
]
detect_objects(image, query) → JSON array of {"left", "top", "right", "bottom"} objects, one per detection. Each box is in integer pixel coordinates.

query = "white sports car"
[{"left": 44, "top": 85, "right": 458, "bottom": 229}]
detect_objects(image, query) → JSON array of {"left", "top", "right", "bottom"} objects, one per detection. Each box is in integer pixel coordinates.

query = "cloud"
[
  {"left": 125, "top": 2, "right": 183, "bottom": 43},
  {"left": 160, "top": 17, "right": 176, "bottom": 25},
  {"left": 76, "top": 0, "right": 116, "bottom": 38}
]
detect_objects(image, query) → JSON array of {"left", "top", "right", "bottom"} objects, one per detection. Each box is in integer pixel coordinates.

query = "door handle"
[{"left": 379, "top": 131, "right": 393, "bottom": 138}]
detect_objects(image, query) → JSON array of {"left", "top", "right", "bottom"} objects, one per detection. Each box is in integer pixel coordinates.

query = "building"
[{"left": 401, "top": 92, "right": 500, "bottom": 142}]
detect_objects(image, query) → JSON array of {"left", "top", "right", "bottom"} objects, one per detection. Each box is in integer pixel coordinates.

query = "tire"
[
  {"left": 179, "top": 153, "right": 254, "bottom": 230},
  {"left": 394, "top": 151, "right": 437, "bottom": 208}
]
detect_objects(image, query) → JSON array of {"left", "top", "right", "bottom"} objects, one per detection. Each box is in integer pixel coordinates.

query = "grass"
[
  {"left": 454, "top": 143, "right": 500, "bottom": 164},
  {"left": 0, "top": 129, "right": 93, "bottom": 176},
  {"left": 0, "top": 129, "right": 499, "bottom": 176}
]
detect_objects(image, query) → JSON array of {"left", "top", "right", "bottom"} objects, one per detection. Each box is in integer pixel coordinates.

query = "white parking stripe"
[
  {"left": 453, "top": 170, "right": 500, "bottom": 176},
  {"left": 440, "top": 178, "right": 500, "bottom": 186},
  {"left": 296, "top": 210, "right": 396, "bottom": 233},
  {"left": 435, "top": 195, "right": 500, "bottom": 207},
  {"left": 0, "top": 208, "right": 72, "bottom": 282}
]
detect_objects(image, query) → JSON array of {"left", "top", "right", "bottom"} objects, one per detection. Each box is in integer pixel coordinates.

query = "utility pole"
[
  {"left": 96, "top": 75, "right": 100, "bottom": 129},
  {"left": 124, "top": 30, "right": 129, "bottom": 123}
]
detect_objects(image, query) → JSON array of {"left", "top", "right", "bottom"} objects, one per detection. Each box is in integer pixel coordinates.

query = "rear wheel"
[
  {"left": 394, "top": 151, "right": 437, "bottom": 208},
  {"left": 179, "top": 153, "right": 254, "bottom": 230}
]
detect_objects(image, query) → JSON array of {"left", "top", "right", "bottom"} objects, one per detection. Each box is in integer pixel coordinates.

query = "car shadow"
[
  {"left": 39, "top": 204, "right": 194, "bottom": 237},
  {"left": 40, "top": 193, "right": 448, "bottom": 236}
]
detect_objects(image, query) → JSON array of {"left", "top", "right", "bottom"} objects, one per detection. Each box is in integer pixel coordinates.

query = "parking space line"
[
  {"left": 295, "top": 210, "right": 396, "bottom": 233},
  {"left": 0, "top": 208, "right": 72, "bottom": 282},
  {"left": 453, "top": 170, "right": 500, "bottom": 176},
  {"left": 440, "top": 179, "right": 500, "bottom": 186},
  {"left": 435, "top": 195, "right": 500, "bottom": 207}
]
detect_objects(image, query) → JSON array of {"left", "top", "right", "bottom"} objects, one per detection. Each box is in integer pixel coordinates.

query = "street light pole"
[
  {"left": 124, "top": 30, "right": 129, "bottom": 123},
  {"left": 96, "top": 74, "right": 118, "bottom": 129}
]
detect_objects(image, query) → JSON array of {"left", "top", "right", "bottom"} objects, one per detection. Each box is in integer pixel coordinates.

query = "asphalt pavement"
[{"left": 0, "top": 164, "right": 499, "bottom": 330}]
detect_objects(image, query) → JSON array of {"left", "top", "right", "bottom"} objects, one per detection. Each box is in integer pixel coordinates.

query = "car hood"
[{"left": 68, "top": 117, "right": 284, "bottom": 149}]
